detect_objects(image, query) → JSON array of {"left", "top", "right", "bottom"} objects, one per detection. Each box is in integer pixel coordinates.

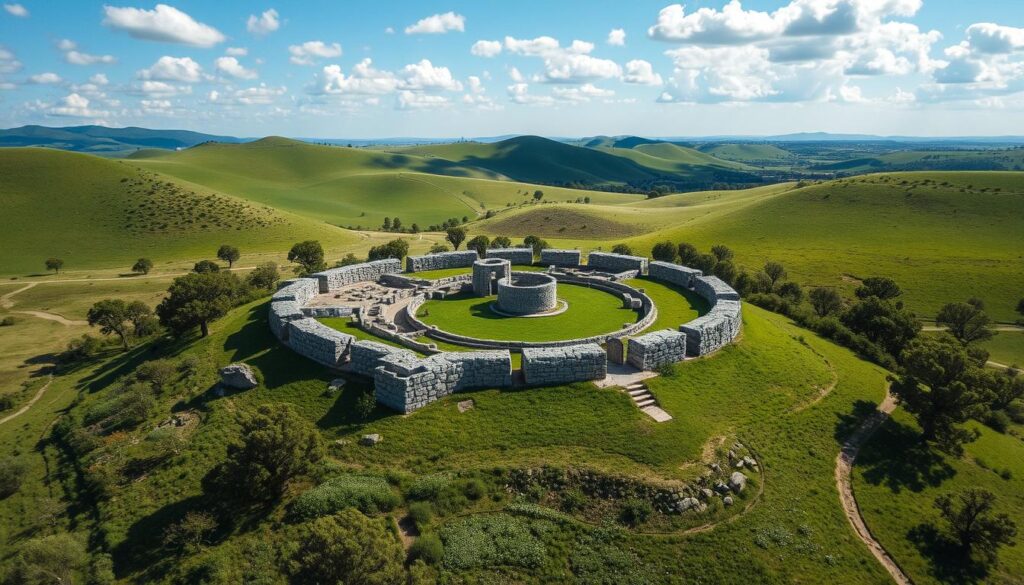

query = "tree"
[
  {"left": 763, "top": 261, "right": 786, "bottom": 290},
  {"left": 164, "top": 511, "right": 218, "bottom": 553},
  {"left": 777, "top": 281, "right": 803, "bottom": 303},
  {"left": 288, "top": 509, "right": 405, "bottom": 585},
  {"left": 392, "top": 217, "right": 402, "bottom": 231},
  {"left": 1017, "top": 298, "right": 1024, "bottom": 324},
  {"left": 193, "top": 259, "right": 220, "bottom": 274},
  {"left": 677, "top": 243, "right": 699, "bottom": 266},
  {"left": 533, "top": 189, "right": 544, "bottom": 202},
  {"left": 523, "top": 235, "right": 547, "bottom": 256},
  {"left": 446, "top": 227, "right": 467, "bottom": 250},
  {"left": 87, "top": 299, "right": 133, "bottom": 350},
  {"left": 336, "top": 254, "right": 361, "bottom": 267},
  {"left": 156, "top": 272, "right": 239, "bottom": 338},
  {"left": 467, "top": 235, "right": 490, "bottom": 256},
  {"left": 713, "top": 261, "right": 737, "bottom": 284},
  {"left": 693, "top": 254, "right": 717, "bottom": 273},
  {"left": 131, "top": 258, "right": 153, "bottom": 275},
  {"left": 288, "top": 240, "right": 326, "bottom": 275},
  {"left": 429, "top": 243, "right": 450, "bottom": 254},
  {"left": 611, "top": 244, "right": 633, "bottom": 255},
  {"left": 855, "top": 276, "right": 902, "bottom": 300},
  {"left": 382, "top": 217, "right": 392, "bottom": 231},
  {"left": 936, "top": 301, "right": 995, "bottom": 345},
  {"left": 246, "top": 262, "right": 280, "bottom": 290},
  {"left": 45, "top": 257, "right": 64, "bottom": 275},
  {"left": 368, "top": 239, "right": 409, "bottom": 261},
  {"left": 216, "top": 245, "right": 240, "bottom": 268},
  {"left": 125, "top": 300, "right": 157, "bottom": 338},
  {"left": 710, "top": 244, "right": 734, "bottom": 262},
  {"left": 842, "top": 296, "right": 921, "bottom": 358},
  {"left": 490, "top": 236, "right": 512, "bottom": 249},
  {"left": 651, "top": 241, "right": 677, "bottom": 263},
  {"left": 935, "top": 489, "right": 1017, "bottom": 562},
  {"left": 0, "top": 456, "right": 28, "bottom": 498},
  {"left": 204, "top": 403, "right": 324, "bottom": 501},
  {"left": 809, "top": 287, "right": 843, "bottom": 317},
  {"left": 135, "top": 359, "right": 178, "bottom": 394},
  {"left": 7, "top": 533, "right": 88, "bottom": 585},
  {"left": 891, "top": 335, "right": 992, "bottom": 454},
  {"left": 410, "top": 223, "right": 420, "bottom": 233}
]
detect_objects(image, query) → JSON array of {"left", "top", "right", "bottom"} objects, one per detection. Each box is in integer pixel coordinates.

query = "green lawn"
[
  {"left": 980, "top": 331, "right": 1024, "bottom": 367},
  {"left": 626, "top": 276, "right": 709, "bottom": 332},
  {"left": 417, "top": 283, "right": 639, "bottom": 342}
]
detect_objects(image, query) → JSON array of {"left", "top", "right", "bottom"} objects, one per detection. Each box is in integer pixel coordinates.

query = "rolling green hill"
[
  {"left": 698, "top": 143, "right": 797, "bottom": 164},
  {"left": 810, "top": 148, "right": 1024, "bottom": 173},
  {"left": 0, "top": 148, "right": 358, "bottom": 274},
  {"left": 0, "top": 124, "right": 243, "bottom": 155}
]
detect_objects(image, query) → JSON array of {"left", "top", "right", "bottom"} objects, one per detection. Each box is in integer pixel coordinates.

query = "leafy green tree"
[
  {"left": 288, "top": 509, "right": 405, "bottom": 585},
  {"left": 164, "top": 511, "right": 218, "bottom": 553},
  {"left": 490, "top": 236, "right": 512, "bottom": 249},
  {"left": 7, "top": 533, "right": 87, "bottom": 585},
  {"left": 677, "top": 243, "right": 699, "bottom": 266},
  {"left": 710, "top": 244, "right": 734, "bottom": 262},
  {"left": 763, "top": 261, "right": 786, "bottom": 290},
  {"left": 855, "top": 276, "right": 902, "bottom": 300},
  {"left": 368, "top": 239, "right": 410, "bottom": 261},
  {"left": 523, "top": 235, "right": 547, "bottom": 256},
  {"left": 0, "top": 456, "right": 28, "bottom": 498},
  {"left": 610, "top": 244, "right": 632, "bottom": 255},
  {"left": 446, "top": 227, "right": 467, "bottom": 250},
  {"left": 712, "top": 260, "right": 737, "bottom": 284},
  {"left": 216, "top": 245, "right": 240, "bottom": 268},
  {"left": 777, "top": 281, "right": 803, "bottom": 303},
  {"left": 891, "top": 335, "right": 992, "bottom": 454},
  {"left": 651, "top": 241, "right": 677, "bottom": 263},
  {"left": 533, "top": 189, "right": 544, "bottom": 201},
  {"left": 204, "top": 404, "right": 324, "bottom": 501},
  {"left": 382, "top": 217, "right": 392, "bottom": 231},
  {"left": 336, "top": 254, "right": 361, "bottom": 267},
  {"left": 410, "top": 223, "right": 420, "bottom": 233},
  {"left": 842, "top": 296, "right": 921, "bottom": 357},
  {"left": 392, "top": 217, "right": 402, "bottom": 231},
  {"left": 193, "top": 259, "right": 220, "bottom": 274},
  {"left": 126, "top": 300, "right": 157, "bottom": 338},
  {"left": 131, "top": 258, "right": 153, "bottom": 275},
  {"left": 693, "top": 254, "right": 717, "bottom": 273},
  {"left": 809, "top": 287, "right": 843, "bottom": 317},
  {"left": 156, "top": 272, "right": 239, "bottom": 337},
  {"left": 935, "top": 489, "right": 1017, "bottom": 563},
  {"left": 87, "top": 299, "right": 134, "bottom": 350},
  {"left": 936, "top": 300, "right": 995, "bottom": 345},
  {"left": 135, "top": 359, "right": 178, "bottom": 394},
  {"left": 467, "top": 235, "right": 490, "bottom": 256},
  {"left": 288, "top": 240, "right": 326, "bottom": 275},
  {"left": 429, "top": 243, "right": 450, "bottom": 254},
  {"left": 246, "top": 262, "right": 280, "bottom": 290},
  {"left": 45, "top": 257, "right": 64, "bottom": 275},
  {"left": 409, "top": 533, "right": 444, "bottom": 565},
  {"left": 1016, "top": 298, "right": 1024, "bottom": 324}
]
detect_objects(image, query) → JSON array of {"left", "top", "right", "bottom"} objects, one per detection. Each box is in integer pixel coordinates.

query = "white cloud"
[
  {"left": 508, "top": 67, "right": 524, "bottom": 82},
  {"left": 58, "top": 40, "right": 118, "bottom": 66},
  {"left": 471, "top": 40, "right": 502, "bottom": 57},
  {"left": 504, "top": 36, "right": 562, "bottom": 56},
  {"left": 28, "top": 72, "right": 62, "bottom": 84},
  {"left": 89, "top": 73, "right": 109, "bottom": 85},
  {"left": 138, "top": 56, "right": 204, "bottom": 83},
  {"left": 0, "top": 46, "right": 21, "bottom": 74},
  {"left": 226, "top": 47, "right": 248, "bottom": 57},
  {"left": 405, "top": 12, "right": 465, "bottom": 35},
  {"left": 288, "top": 41, "right": 342, "bottom": 66},
  {"left": 400, "top": 59, "right": 463, "bottom": 91},
  {"left": 607, "top": 28, "right": 626, "bottom": 46},
  {"left": 624, "top": 59, "right": 663, "bottom": 85},
  {"left": 103, "top": 4, "right": 225, "bottom": 48},
  {"left": 552, "top": 83, "right": 614, "bottom": 101},
  {"left": 44, "top": 93, "right": 109, "bottom": 118},
  {"left": 209, "top": 83, "right": 286, "bottom": 105},
  {"left": 311, "top": 59, "right": 400, "bottom": 95},
  {"left": 215, "top": 56, "right": 257, "bottom": 80},
  {"left": 4, "top": 3, "right": 28, "bottom": 17},
  {"left": 385, "top": 26, "right": 395, "bottom": 34},
  {"left": 507, "top": 83, "right": 554, "bottom": 105},
  {"left": 648, "top": 2, "right": 781, "bottom": 44},
  {"left": 398, "top": 90, "right": 450, "bottom": 109},
  {"left": 132, "top": 80, "right": 193, "bottom": 97},
  {"left": 247, "top": 9, "right": 280, "bottom": 36},
  {"left": 965, "top": 23, "right": 1024, "bottom": 54},
  {"left": 503, "top": 36, "right": 622, "bottom": 83}
]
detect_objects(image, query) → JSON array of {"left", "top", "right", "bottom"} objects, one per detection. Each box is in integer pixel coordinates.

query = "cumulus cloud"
[
  {"left": 504, "top": 36, "right": 622, "bottom": 83},
  {"left": 4, "top": 3, "right": 28, "bottom": 17},
  {"left": 28, "top": 72, "right": 62, "bottom": 84},
  {"left": 398, "top": 90, "right": 450, "bottom": 109},
  {"left": 215, "top": 56, "right": 257, "bottom": 80},
  {"left": 44, "top": 93, "right": 109, "bottom": 117},
  {"left": 400, "top": 59, "right": 463, "bottom": 91},
  {"left": 405, "top": 11, "right": 464, "bottom": 35},
  {"left": 247, "top": 9, "right": 280, "bottom": 36},
  {"left": 507, "top": 82, "right": 554, "bottom": 105},
  {"left": 132, "top": 80, "right": 192, "bottom": 97},
  {"left": 209, "top": 83, "right": 286, "bottom": 105},
  {"left": 624, "top": 59, "right": 663, "bottom": 85},
  {"left": 90, "top": 73, "right": 109, "bottom": 85},
  {"left": 965, "top": 23, "right": 1024, "bottom": 54},
  {"left": 0, "top": 46, "right": 22, "bottom": 74},
  {"left": 607, "top": 28, "right": 626, "bottom": 46},
  {"left": 138, "top": 56, "right": 204, "bottom": 83},
  {"left": 471, "top": 40, "right": 502, "bottom": 57},
  {"left": 311, "top": 59, "right": 400, "bottom": 95},
  {"left": 226, "top": 47, "right": 248, "bottom": 57},
  {"left": 58, "top": 39, "right": 117, "bottom": 66},
  {"left": 288, "top": 41, "right": 342, "bottom": 66},
  {"left": 551, "top": 83, "right": 615, "bottom": 101},
  {"left": 103, "top": 4, "right": 225, "bottom": 48}
]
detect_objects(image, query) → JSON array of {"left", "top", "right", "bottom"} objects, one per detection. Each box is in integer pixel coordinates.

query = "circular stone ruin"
[
  {"left": 472, "top": 257, "right": 511, "bottom": 296},
  {"left": 496, "top": 272, "right": 558, "bottom": 315}
]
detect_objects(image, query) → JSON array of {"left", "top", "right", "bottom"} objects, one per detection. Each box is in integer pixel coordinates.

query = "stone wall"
[
  {"left": 628, "top": 330, "right": 688, "bottom": 370},
  {"left": 311, "top": 259, "right": 402, "bottom": 293},
  {"left": 374, "top": 350, "right": 512, "bottom": 413},
  {"left": 587, "top": 251, "right": 649, "bottom": 274},
  {"left": 694, "top": 274, "right": 741, "bottom": 302},
  {"left": 272, "top": 278, "right": 320, "bottom": 305},
  {"left": 269, "top": 300, "right": 304, "bottom": 341},
  {"left": 472, "top": 258, "right": 510, "bottom": 296},
  {"left": 522, "top": 344, "right": 607, "bottom": 386},
  {"left": 348, "top": 340, "right": 416, "bottom": 377},
  {"left": 680, "top": 299, "right": 741, "bottom": 356},
  {"left": 496, "top": 272, "right": 558, "bottom": 315},
  {"left": 539, "top": 249, "right": 581, "bottom": 267},
  {"left": 648, "top": 261, "right": 703, "bottom": 289},
  {"left": 406, "top": 250, "right": 479, "bottom": 273},
  {"left": 287, "top": 318, "right": 355, "bottom": 367},
  {"left": 486, "top": 247, "right": 534, "bottom": 265}
]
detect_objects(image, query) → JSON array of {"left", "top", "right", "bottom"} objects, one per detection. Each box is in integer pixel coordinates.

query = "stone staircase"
[{"left": 624, "top": 381, "right": 673, "bottom": 422}]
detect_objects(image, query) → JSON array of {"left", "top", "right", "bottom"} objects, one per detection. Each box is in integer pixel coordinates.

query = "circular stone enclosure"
[{"left": 497, "top": 272, "right": 558, "bottom": 315}]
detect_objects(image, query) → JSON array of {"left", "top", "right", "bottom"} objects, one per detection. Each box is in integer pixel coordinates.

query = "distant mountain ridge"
[{"left": 0, "top": 125, "right": 246, "bottom": 154}]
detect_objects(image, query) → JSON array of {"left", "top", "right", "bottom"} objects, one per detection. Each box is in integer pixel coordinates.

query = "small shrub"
[
  {"left": 406, "top": 474, "right": 450, "bottom": 501},
  {"left": 983, "top": 410, "right": 1011, "bottom": 434},
  {"left": 440, "top": 514, "right": 546, "bottom": 570},
  {"left": 408, "top": 533, "right": 444, "bottom": 565},
  {"left": 462, "top": 478, "right": 487, "bottom": 501},
  {"left": 290, "top": 475, "right": 399, "bottom": 519},
  {"left": 617, "top": 498, "right": 652, "bottom": 527},
  {"left": 0, "top": 316, "right": 17, "bottom": 326},
  {"left": 354, "top": 392, "right": 376, "bottom": 420},
  {"left": 560, "top": 488, "right": 587, "bottom": 513},
  {"left": 408, "top": 501, "right": 433, "bottom": 530},
  {"left": 0, "top": 457, "right": 29, "bottom": 498}
]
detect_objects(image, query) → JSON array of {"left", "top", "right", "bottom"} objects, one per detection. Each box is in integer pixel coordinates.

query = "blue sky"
[{"left": 1, "top": 1, "right": 1023, "bottom": 137}]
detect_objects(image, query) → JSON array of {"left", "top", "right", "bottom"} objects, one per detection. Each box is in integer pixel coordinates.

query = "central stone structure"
[
  {"left": 496, "top": 272, "right": 558, "bottom": 315},
  {"left": 472, "top": 257, "right": 511, "bottom": 296}
]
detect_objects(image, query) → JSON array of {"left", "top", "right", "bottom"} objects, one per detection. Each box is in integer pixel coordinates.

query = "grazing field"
[
  {"left": 981, "top": 331, "right": 1024, "bottom": 367},
  {"left": 698, "top": 143, "right": 798, "bottom": 164}
]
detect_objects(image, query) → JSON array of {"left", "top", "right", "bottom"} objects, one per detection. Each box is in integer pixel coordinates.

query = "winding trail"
[
  {"left": 835, "top": 386, "right": 912, "bottom": 585},
  {"left": 0, "top": 282, "right": 36, "bottom": 309},
  {"left": 14, "top": 310, "right": 88, "bottom": 326},
  {"left": 0, "top": 376, "right": 53, "bottom": 426}
]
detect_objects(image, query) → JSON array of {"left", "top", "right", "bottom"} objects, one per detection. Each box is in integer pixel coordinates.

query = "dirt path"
[
  {"left": 835, "top": 387, "right": 912, "bottom": 585},
  {"left": 0, "top": 376, "right": 53, "bottom": 426},
  {"left": 14, "top": 310, "right": 88, "bottom": 326},
  {"left": 0, "top": 266, "right": 258, "bottom": 287},
  {"left": 0, "top": 282, "right": 36, "bottom": 309}
]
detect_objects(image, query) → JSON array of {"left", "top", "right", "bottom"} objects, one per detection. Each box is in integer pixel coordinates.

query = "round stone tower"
[
  {"left": 472, "top": 257, "right": 511, "bottom": 296},
  {"left": 496, "top": 272, "right": 558, "bottom": 315}
]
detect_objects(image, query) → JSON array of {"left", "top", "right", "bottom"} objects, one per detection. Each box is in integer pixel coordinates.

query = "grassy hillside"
[
  {"left": 699, "top": 143, "right": 797, "bottom": 164},
  {"left": 133, "top": 137, "right": 641, "bottom": 229},
  {"left": 0, "top": 125, "right": 243, "bottom": 154},
  {"left": 811, "top": 148, "right": 1024, "bottom": 173},
  {"left": 0, "top": 148, "right": 358, "bottom": 274}
]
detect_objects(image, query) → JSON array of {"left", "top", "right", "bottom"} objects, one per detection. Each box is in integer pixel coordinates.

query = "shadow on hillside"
[
  {"left": 222, "top": 303, "right": 272, "bottom": 363},
  {"left": 833, "top": 399, "right": 879, "bottom": 441},
  {"left": 907, "top": 523, "right": 991, "bottom": 584},
  {"left": 854, "top": 418, "right": 956, "bottom": 493}
]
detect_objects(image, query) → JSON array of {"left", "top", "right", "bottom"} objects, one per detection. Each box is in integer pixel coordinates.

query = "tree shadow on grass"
[
  {"left": 833, "top": 399, "right": 880, "bottom": 441},
  {"left": 907, "top": 523, "right": 992, "bottom": 585},
  {"left": 222, "top": 303, "right": 272, "bottom": 363},
  {"left": 855, "top": 418, "right": 956, "bottom": 493}
]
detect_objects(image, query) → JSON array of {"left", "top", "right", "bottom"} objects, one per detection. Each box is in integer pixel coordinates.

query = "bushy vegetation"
[{"left": 289, "top": 474, "right": 399, "bottom": 519}]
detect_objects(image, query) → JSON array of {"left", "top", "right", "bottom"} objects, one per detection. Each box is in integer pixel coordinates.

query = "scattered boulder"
[
  {"left": 700, "top": 488, "right": 714, "bottom": 500},
  {"left": 743, "top": 456, "right": 757, "bottom": 468},
  {"left": 219, "top": 363, "right": 258, "bottom": 390},
  {"left": 359, "top": 433, "right": 382, "bottom": 446},
  {"left": 327, "top": 378, "right": 347, "bottom": 392},
  {"left": 457, "top": 399, "right": 475, "bottom": 413},
  {"left": 729, "top": 471, "right": 747, "bottom": 493},
  {"left": 714, "top": 482, "right": 731, "bottom": 495},
  {"left": 723, "top": 496, "right": 734, "bottom": 506}
]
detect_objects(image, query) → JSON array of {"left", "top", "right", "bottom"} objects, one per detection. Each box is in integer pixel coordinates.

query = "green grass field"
[{"left": 981, "top": 331, "right": 1024, "bottom": 367}]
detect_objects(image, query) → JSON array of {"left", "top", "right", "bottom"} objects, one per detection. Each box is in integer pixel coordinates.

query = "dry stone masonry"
[
  {"left": 374, "top": 350, "right": 512, "bottom": 413},
  {"left": 628, "top": 330, "right": 688, "bottom": 370},
  {"left": 311, "top": 259, "right": 401, "bottom": 292},
  {"left": 496, "top": 272, "right": 558, "bottom": 315},
  {"left": 539, "top": 248, "right": 581, "bottom": 267},
  {"left": 521, "top": 344, "right": 607, "bottom": 386},
  {"left": 287, "top": 319, "right": 355, "bottom": 367},
  {"left": 472, "top": 258, "right": 510, "bottom": 296},
  {"left": 587, "top": 251, "right": 649, "bottom": 274},
  {"left": 486, "top": 247, "right": 534, "bottom": 265},
  {"left": 406, "top": 250, "right": 479, "bottom": 272},
  {"left": 645, "top": 264, "right": 743, "bottom": 358},
  {"left": 648, "top": 261, "right": 703, "bottom": 288}
]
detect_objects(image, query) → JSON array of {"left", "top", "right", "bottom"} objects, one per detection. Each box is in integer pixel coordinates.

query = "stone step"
[
  {"left": 627, "top": 388, "right": 648, "bottom": 397},
  {"left": 635, "top": 398, "right": 657, "bottom": 408},
  {"left": 624, "top": 384, "right": 647, "bottom": 392},
  {"left": 630, "top": 391, "right": 653, "bottom": 401}
]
